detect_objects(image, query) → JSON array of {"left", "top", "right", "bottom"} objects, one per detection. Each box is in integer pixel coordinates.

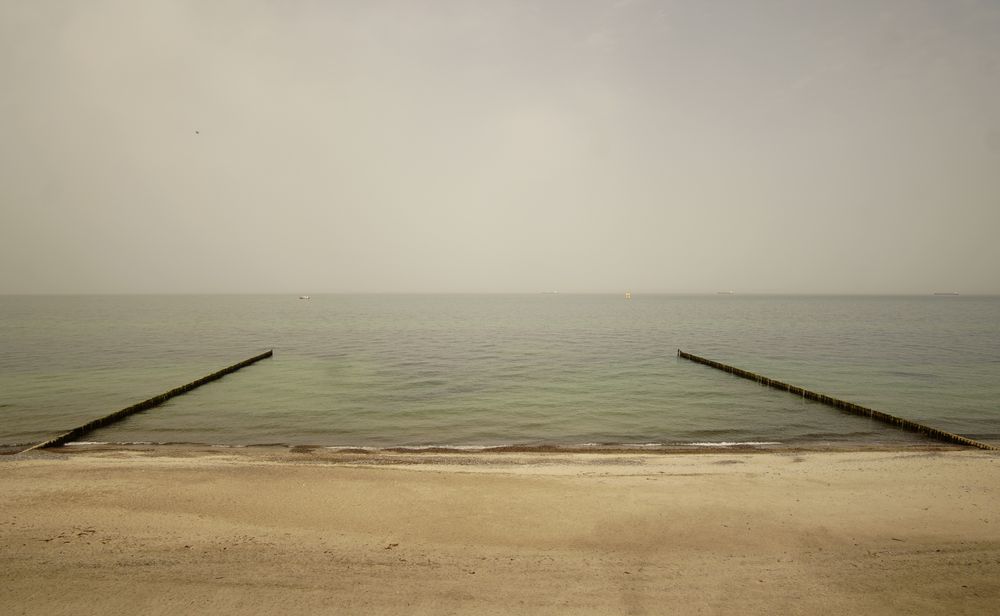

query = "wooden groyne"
[
  {"left": 21, "top": 350, "right": 273, "bottom": 452},
  {"left": 677, "top": 349, "right": 998, "bottom": 451}
]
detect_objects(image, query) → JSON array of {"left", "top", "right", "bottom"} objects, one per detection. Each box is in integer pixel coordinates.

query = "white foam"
[
  {"left": 404, "top": 445, "right": 495, "bottom": 451},
  {"left": 324, "top": 445, "right": 491, "bottom": 452},
  {"left": 688, "top": 441, "right": 781, "bottom": 447},
  {"left": 577, "top": 442, "right": 663, "bottom": 448}
]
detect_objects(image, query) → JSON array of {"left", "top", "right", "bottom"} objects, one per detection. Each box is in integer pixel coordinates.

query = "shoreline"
[
  {"left": 2, "top": 437, "right": 965, "bottom": 458},
  {"left": 3, "top": 447, "right": 998, "bottom": 614}
]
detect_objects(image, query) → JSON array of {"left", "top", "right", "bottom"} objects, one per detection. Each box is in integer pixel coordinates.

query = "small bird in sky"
[{"left": 195, "top": 130, "right": 200, "bottom": 135}]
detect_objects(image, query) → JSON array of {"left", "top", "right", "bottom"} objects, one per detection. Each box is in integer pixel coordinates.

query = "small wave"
[
  {"left": 687, "top": 441, "right": 781, "bottom": 447},
  {"left": 67, "top": 441, "right": 164, "bottom": 446},
  {"left": 390, "top": 444, "right": 497, "bottom": 451}
]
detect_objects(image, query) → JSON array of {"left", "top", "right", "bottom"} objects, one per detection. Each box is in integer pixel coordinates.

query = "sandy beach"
[{"left": 2, "top": 447, "right": 997, "bottom": 615}]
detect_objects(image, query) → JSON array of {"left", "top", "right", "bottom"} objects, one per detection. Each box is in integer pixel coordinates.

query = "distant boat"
[
  {"left": 298, "top": 295, "right": 311, "bottom": 300},
  {"left": 933, "top": 292, "right": 959, "bottom": 296}
]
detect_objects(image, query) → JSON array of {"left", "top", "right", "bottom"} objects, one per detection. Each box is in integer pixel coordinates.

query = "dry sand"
[{"left": 2, "top": 447, "right": 998, "bottom": 615}]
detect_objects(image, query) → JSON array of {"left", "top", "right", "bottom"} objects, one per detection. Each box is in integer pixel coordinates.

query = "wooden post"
[
  {"left": 677, "top": 349, "right": 997, "bottom": 451},
  {"left": 21, "top": 350, "right": 274, "bottom": 452}
]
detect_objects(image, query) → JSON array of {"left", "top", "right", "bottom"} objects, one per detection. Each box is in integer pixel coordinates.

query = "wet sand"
[{"left": 2, "top": 447, "right": 998, "bottom": 614}]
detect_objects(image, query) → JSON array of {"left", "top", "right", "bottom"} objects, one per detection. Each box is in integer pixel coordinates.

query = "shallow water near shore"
[{"left": 1, "top": 294, "right": 998, "bottom": 449}]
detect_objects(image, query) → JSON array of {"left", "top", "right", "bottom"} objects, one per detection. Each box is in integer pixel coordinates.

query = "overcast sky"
[{"left": 1, "top": 0, "right": 998, "bottom": 294}]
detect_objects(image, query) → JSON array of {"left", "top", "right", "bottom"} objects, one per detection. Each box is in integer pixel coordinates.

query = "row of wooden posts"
[
  {"left": 677, "top": 349, "right": 997, "bottom": 451},
  {"left": 20, "top": 350, "right": 273, "bottom": 453}
]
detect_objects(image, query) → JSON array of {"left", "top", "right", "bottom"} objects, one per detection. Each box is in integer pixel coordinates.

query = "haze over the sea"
[{"left": 2, "top": 1, "right": 998, "bottom": 295}]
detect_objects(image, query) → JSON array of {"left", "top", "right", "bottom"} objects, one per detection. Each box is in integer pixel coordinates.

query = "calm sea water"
[{"left": 1, "top": 294, "right": 998, "bottom": 450}]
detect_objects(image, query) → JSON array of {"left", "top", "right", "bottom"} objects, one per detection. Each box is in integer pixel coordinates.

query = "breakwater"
[
  {"left": 677, "top": 349, "right": 997, "bottom": 451},
  {"left": 21, "top": 350, "right": 273, "bottom": 452}
]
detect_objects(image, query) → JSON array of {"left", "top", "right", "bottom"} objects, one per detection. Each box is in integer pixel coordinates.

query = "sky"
[{"left": 1, "top": 0, "right": 999, "bottom": 294}]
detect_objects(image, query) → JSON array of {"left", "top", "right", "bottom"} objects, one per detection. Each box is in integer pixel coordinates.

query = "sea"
[{"left": 2, "top": 294, "right": 998, "bottom": 451}]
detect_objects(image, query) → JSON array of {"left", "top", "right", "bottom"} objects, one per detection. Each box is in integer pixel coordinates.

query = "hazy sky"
[{"left": 2, "top": 0, "right": 998, "bottom": 294}]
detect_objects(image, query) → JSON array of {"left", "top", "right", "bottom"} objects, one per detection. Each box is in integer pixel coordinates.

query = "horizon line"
[{"left": 1, "top": 291, "right": 996, "bottom": 297}]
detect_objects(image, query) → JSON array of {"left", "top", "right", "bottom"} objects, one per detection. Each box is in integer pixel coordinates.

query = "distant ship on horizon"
[
  {"left": 933, "top": 292, "right": 959, "bottom": 296},
  {"left": 717, "top": 290, "right": 734, "bottom": 295}
]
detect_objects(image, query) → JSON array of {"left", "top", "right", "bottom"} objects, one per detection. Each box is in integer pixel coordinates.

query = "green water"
[{"left": 1, "top": 294, "right": 998, "bottom": 449}]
